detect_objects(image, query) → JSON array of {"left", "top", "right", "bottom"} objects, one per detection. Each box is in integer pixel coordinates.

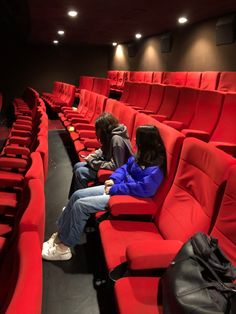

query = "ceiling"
[{"left": 1, "top": 0, "right": 236, "bottom": 46}]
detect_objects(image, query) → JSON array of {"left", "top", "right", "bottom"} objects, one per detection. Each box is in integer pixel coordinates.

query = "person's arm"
[
  {"left": 99, "top": 135, "right": 127, "bottom": 170},
  {"left": 109, "top": 157, "right": 133, "bottom": 184},
  {"left": 109, "top": 167, "right": 164, "bottom": 198}
]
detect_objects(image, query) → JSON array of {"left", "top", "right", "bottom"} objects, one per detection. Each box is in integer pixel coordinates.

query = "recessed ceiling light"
[
  {"left": 112, "top": 42, "right": 118, "bottom": 46},
  {"left": 135, "top": 33, "right": 142, "bottom": 39},
  {"left": 53, "top": 40, "right": 59, "bottom": 44},
  {"left": 178, "top": 17, "right": 188, "bottom": 24},
  {"left": 68, "top": 10, "right": 78, "bottom": 17},
  {"left": 58, "top": 30, "right": 65, "bottom": 35}
]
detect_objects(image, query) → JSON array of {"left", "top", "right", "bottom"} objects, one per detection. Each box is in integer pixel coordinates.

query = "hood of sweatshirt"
[{"left": 111, "top": 124, "right": 129, "bottom": 139}]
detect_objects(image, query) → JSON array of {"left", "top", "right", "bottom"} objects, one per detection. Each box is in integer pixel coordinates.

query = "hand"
[
  {"left": 105, "top": 179, "right": 114, "bottom": 187},
  {"left": 104, "top": 186, "right": 111, "bottom": 195}
]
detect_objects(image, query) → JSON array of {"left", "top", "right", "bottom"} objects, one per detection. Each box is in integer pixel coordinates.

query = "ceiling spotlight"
[
  {"left": 58, "top": 30, "right": 65, "bottom": 35},
  {"left": 53, "top": 40, "right": 59, "bottom": 44},
  {"left": 135, "top": 33, "right": 142, "bottom": 39},
  {"left": 68, "top": 10, "right": 78, "bottom": 17},
  {"left": 112, "top": 42, "right": 118, "bottom": 46},
  {"left": 178, "top": 17, "right": 188, "bottom": 24}
]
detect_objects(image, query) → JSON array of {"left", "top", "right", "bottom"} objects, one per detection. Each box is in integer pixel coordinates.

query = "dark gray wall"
[
  {"left": 0, "top": 44, "right": 109, "bottom": 113},
  {"left": 110, "top": 18, "right": 236, "bottom": 71}
]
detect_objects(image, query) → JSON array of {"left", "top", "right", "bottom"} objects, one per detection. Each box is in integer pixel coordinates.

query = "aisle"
[{"left": 42, "top": 129, "right": 100, "bottom": 314}]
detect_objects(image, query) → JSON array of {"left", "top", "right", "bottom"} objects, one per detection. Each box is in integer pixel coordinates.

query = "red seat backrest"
[
  {"left": 143, "top": 72, "right": 154, "bottom": 83},
  {"left": 200, "top": 71, "right": 220, "bottom": 90},
  {"left": 211, "top": 165, "right": 236, "bottom": 265},
  {"left": 155, "top": 138, "right": 235, "bottom": 242},
  {"left": 156, "top": 85, "right": 181, "bottom": 118},
  {"left": 210, "top": 92, "right": 236, "bottom": 144},
  {"left": 153, "top": 72, "right": 163, "bottom": 84},
  {"left": 217, "top": 72, "right": 236, "bottom": 92},
  {"left": 185, "top": 72, "right": 202, "bottom": 88},
  {"left": 166, "top": 87, "right": 199, "bottom": 127},
  {"left": 144, "top": 84, "right": 165, "bottom": 113},
  {"left": 187, "top": 90, "right": 224, "bottom": 135},
  {"left": 133, "top": 83, "right": 151, "bottom": 109},
  {"left": 162, "top": 72, "right": 187, "bottom": 86}
]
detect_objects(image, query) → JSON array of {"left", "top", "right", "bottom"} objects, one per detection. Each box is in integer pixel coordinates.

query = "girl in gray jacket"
[{"left": 68, "top": 112, "right": 133, "bottom": 196}]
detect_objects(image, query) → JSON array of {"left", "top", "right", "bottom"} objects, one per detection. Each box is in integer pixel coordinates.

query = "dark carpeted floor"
[{"left": 42, "top": 129, "right": 116, "bottom": 314}]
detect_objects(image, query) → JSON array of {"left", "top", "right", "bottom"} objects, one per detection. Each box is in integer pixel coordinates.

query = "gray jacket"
[{"left": 85, "top": 124, "right": 133, "bottom": 171}]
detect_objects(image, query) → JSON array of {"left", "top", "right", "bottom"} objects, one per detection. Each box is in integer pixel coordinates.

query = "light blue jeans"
[
  {"left": 68, "top": 161, "right": 97, "bottom": 198},
  {"left": 57, "top": 185, "right": 110, "bottom": 247}
]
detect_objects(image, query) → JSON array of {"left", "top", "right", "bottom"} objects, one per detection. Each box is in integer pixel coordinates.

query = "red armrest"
[
  {"left": 97, "top": 169, "right": 113, "bottom": 182},
  {"left": 0, "top": 171, "right": 24, "bottom": 187},
  {"left": 83, "top": 139, "right": 100, "bottom": 149},
  {"left": 0, "top": 157, "right": 28, "bottom": 169},
  {"left": 181, "top": 129, "right": 210, "bottom": 142},
  {"left": 150, "top": 114, "right": 167, "bottom": 122},
  {"left": 8, "top": 136, "right": 31, "bottom": 146},
  {"left": 162, "top": 120, "right": 185, "bottom": 130},
  {"left": 126, "top": 240, "right": 183, "bottom": 270},
  {"left": 10, "top": 129, "right": 32, "bottom": 137},
  {"left": 210, "top": 141, "right": 236, "bottom": 156},
  {"left": 109, "top": 196, "right": 157, "bottom": 216},
  {"left": 71, "top": 117, "right": 89, "bottom": 124},
  {"left": 76, "top": 124, "right": 95, "bottom": 131},
  {"left": 4, "top": 146, "right": 31, "bottom": 157},
  {"left": 77, "top": 130, "right": 96, "bottom": 138}
]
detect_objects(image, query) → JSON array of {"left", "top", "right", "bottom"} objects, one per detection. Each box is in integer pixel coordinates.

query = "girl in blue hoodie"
[{"left": 42, "top": 125, "right": 166, "bottom": 260}]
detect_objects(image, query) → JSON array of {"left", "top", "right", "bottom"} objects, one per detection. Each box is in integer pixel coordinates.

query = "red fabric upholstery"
[
  {"left": 199, "top": 71, "right": 220, "bottom": 90},
  {"left": 115, "top": 277, "right": 162, "bottom": 314},
  {"left": 211, "top": 165, "right": 236, "bottom": 265},
  {"left": 100, "top": 138, "right": 235, "bottom": 271},
  {"left": 209, "top": 93, "right": 236, "bottom": 155},
  {"left": 162, "top": 72, "right": 187, "bottom": 86},
  {"left": 130, "top": 83, "right": 151, "bottom": 109},
  {"left": 217, "top": 72, "right": 236, "bottom": 92},
  {"left": 185, "top": 72, "right": 202, "bottom": 88},
  {"left": 0, "top": 231, "right": 42, "bottom": 314},
  {"left": 163, "top": 87, "right": 199, "bottom": 130},
  {"left": 151, "top": 85, "right": 180, "bottom": 121},
  {"left": 181, "top": 89, "right": 224, "bottom": 139},
  {"left": 139, "top": 84, "right": 165, "bottom": 114},
  {"left": 152, "top": 72, "right": 163, "bottom": 84},
  {"left": 107, "top": 71, "right": 118, "bottom": 88},
  {"left": 92, "top": 78, "right": 110, "bottom": 97}
]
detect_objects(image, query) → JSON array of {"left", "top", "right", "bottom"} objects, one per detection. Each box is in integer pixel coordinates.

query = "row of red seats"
[
  {"left": 120, "top": 82, "right": 236, "bottom": 156},
  {"left": 75, "top": 76, "right": 110, "bottom": 98},
  {"left": 0, "top": 89, "right": 47, "bottom": 313},
  {"left": 42, "top": 81, "right": 76, "bottom": 113},
  {"left": 108, "top": 70, "right": 236, "bottom": 93},
  {"left": 98, "top": 138, "right": 236, "bottom": 314},
  {"left": 57, "top": 90, "right": 236, "bottom": 313}
]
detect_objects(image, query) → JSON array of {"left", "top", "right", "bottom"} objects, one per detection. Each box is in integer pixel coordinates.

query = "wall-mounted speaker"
[
  {"left": 216, "top": 14, "right": 236, "bottom": 45},
  {"left": 160, "top": 33, "right": 172, "bottom": 53},
  {"left": 128, "top": 43, "right": 138, "bottom": 57}
]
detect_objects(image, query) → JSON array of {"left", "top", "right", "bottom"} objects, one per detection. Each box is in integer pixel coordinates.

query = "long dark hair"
[
  {"left": 135, "top": 125, "right": 166, "bottom": 172},
  {"left": 95, "top": 112, "right": 119, "bottom": 154}
]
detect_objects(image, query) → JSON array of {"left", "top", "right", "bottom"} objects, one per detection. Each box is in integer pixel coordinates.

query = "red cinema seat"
[
  {"left": 92, "top": 78, "right": 110, "bottom": 97},
  {"left": 163, "top": 87, "right": 199, "bottom": 130},
  {"left": 152, "top": 72, "right": 163, "bottom": 84},
  {"left": 114, "top": 164, "right": 236, "bottom": 314},
  {"left": 143, "top": 72, "right": 154, "bottom": 83},
  {"left": 181, "top": 90, "right": 224, "bottom": 141},
  {"left": 0, "top": 231, "right": 42, "bottom": 314},
  {"left": 199, "top": 71, "right": 220, "bottom": 90},
  {"left": 139, "top": 84, "right": 165, "bottom": 115},
  {"left": 103, "top": 113, "right": 184, "bottom": 218},
  {"left": 162, "top": 72, "right": 187, "bottom": 86},
  {"left": 115, "top": 71, "right": 128, "bottom": 91},
  {"left": 78, "top": 76, "right": 94, "bottom": 91},
  {"left": 209, "top": 92, "right": 236, "bottom": 156},
  {"left": 151, "top": 85, "right": 180, "bottom": 121},
  {"left": 217, "top": 71, "right": 236, "bottom": 92},
  {"left": 185, "top": 72, "right": 202, "bottom": 88},
  {"left": 129, "top": 71, "right": 145, "bottom": 83},
  {"left": 99, "top": 137, "right": 235, "bottom": 272},
  {"left": 107, "top": 71, "right": 118, "bottom": 88},
  {"left": 129, "top": 83, "right": 151, "bottom": 110}
]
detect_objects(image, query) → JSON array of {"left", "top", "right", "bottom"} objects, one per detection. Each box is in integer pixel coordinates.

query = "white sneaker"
[
  {"left": 42, "top": 244, "right": 72, "bottom": 261},
  {"left": 43, "top": 232, "right": 58, "bottom": 251}
]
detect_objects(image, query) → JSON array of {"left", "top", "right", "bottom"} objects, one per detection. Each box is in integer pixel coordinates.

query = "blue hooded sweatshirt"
[{"left": 109, "top": 156, "right": 164, "bottom": 198}]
